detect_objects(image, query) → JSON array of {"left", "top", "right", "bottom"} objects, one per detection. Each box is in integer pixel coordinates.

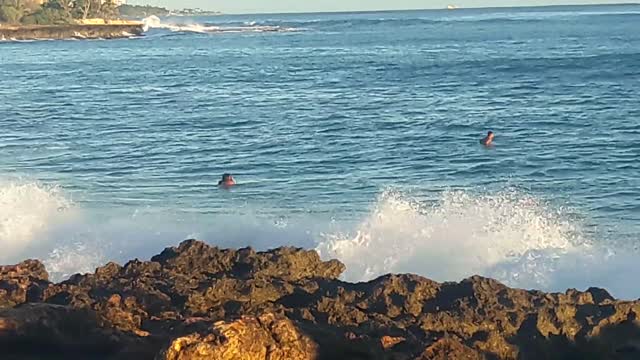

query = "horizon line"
[{"left": 179, "top": 2, "right": 640, "bottom": 16}]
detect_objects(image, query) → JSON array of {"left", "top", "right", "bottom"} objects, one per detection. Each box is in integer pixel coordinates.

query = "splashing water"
[
  {"left": 142, "top": 15, "right": 298, "bottom": 34},
  {"left": 0, "top": 181, "right": 74, "bottom": 261},
  {"left": 0, "top": 180, "right": 638, "bottom": 298},
  {"left": 0, "top": 180, "right": 319, "bottom": 280},
  {"left": 45, "top": 242, "right": 105, "bottom": 280},
  {"left": 142, "top": 15, "right": 162, "bottom": 32},
  {"left": 315, "top": 190, "right": 640, "bottom": 297}
]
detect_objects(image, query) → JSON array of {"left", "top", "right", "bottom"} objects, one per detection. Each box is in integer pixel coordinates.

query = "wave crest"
[
  {"left": 142, "top": 16, "right": 299, "bottom": 34},
  {"left": 316, "top": 189, "right": 585, "bottom": 286},
  {"left": 0, "top": 181, "right": 73, "bottom": 262},
  {"left": 1, "top": 180, "right": 638, "bottom": 298}
]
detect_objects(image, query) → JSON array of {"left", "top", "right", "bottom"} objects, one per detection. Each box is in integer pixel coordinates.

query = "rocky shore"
[
  {"left": 0, "top": 24, "right": 144, "bottom": 41},
  {"left": 1, "top": 239, "right": 639, "bottom": 359}
]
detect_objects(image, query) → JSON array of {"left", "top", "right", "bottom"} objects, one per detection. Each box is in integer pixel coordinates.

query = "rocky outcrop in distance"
[
  {"left": 1, "top": 239, "right": 640, "bottom": 359},
  {"left": 0, "top": 24, "right": 144, "bottom": 41}
]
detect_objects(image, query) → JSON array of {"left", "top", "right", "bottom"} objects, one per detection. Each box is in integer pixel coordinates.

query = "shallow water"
[{"left": 0, "top": 5, "right": 639, "bottom": 297}]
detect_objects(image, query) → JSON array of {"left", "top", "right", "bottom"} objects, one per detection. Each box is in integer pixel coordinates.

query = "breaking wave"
[
  {"left": 142, "top": 16, "right": 299, "bottom": 34},
  {"left": 0, "top": 179, "right": 317, "bottom": 280},
  {"left": 316, "top": 190, "right": 583, "bottom": 282},
  {"left": 1, "top": 180, "right": 638, "bottom": 299},
  {"left": 315, "top": 190, "right": 640, "bottom": 299},
  {"left": 0, "top": 181, "right": 74, "bottom": 261}
]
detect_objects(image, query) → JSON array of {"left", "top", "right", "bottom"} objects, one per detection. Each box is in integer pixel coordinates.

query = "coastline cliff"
[
  {"left": 0, "top": 23, "right": 144, "bottom": 41},
  {"left": 1, "top": 239, "right": 639, "bottom": 359}
]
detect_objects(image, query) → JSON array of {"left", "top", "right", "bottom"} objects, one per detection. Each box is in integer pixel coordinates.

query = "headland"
[
  {"left": 0, "top": 21, "right": 144, "bottom": 41},
  {"left": 0, "top": 0, "right": 148, "bottom": 41}
]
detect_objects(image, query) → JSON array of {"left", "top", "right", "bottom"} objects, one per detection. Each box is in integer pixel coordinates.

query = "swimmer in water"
[
  {"left": 218, "top": 173, "right": 236, "bottom": 187},
  {"left": 480, "top": 131, "right": 495, "bottom": 146}
]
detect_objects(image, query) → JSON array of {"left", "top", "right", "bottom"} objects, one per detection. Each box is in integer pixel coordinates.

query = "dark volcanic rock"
[
  {"left": 0, "top": 260, "right": 50, "bottom": 309},
  {"left": 0, "top": 303, "right": 118, "bottom": 359},
  {"left": 2, "top": 239, "right": 640, "bottom": 360},
  {"left": 151, "top": 240, "right": 345, "bottom": 282},
  {"left": 418, "top": 337, "right": 484, "bottom": 360}
]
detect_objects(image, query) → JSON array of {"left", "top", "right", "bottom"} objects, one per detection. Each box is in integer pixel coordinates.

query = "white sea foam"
[
  {"left": 0, "top": 181, "right": 74, "bottom": 262},
  {"left": 0, "top": 180, "right": 316, "bottom": 279},
  {"left": 316, "top": 190, "right": 583, "bottom": 282},
  {"left": 316, "top": 190, "right": 639, "bottom": 298},
  {"left": 1, "top": 180, "right": 638, "bottom": 298},
  {"left": 142, "top": 15, "right": 299, "bottom": 34}
]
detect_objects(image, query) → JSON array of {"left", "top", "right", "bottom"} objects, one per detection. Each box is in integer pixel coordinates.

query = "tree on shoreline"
[
  {"left": 99, "top": 0, "right": 118, "bottom": 20},
  {"left": 76, "top": 0, "right": 92, "bottom": 19},
  {"left": 0, "top": 0, "right": 123, "bottom": 25},
  {"left": 0, "top": 0, "right": 40, "bottom": 24},
  {"left": 0, "top": 5, "right": 21, "bottom": 24}
]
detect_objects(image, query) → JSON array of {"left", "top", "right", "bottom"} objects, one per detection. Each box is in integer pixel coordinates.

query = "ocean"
[{"left": 0, "top": 5, "right": 638, "bottom": 298}]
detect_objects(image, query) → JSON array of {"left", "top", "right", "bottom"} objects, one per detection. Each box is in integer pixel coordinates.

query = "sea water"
[{"left": 0, "top": 5, "right": 638, "bottom": 298}]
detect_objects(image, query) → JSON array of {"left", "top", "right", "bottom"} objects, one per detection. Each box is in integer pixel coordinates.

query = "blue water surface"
[{"left": 0, "top": 5, "right": 638, "bottom": 254}]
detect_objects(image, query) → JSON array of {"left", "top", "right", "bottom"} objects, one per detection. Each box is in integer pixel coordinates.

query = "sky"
[{"left": 132, "top": 1, "right": 639, "bottom": 14}]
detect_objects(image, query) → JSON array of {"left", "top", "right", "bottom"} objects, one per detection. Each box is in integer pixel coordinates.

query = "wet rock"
[
  {"left": 94, "top": 294, "right": 150, "bottom": 337},
  {"left": 43, "top": 240, "right": 346, "bottom": 329},
  {"left": 151, "top": 240, "right": 345, "bottom": 282},
  {"left": 0, "top": 303, "right": 120, "bottom": 359},
  {"left": 0, "top": 260, "right": 50, "bottom": 309},
  {"left": 419, "top": 337, "right": 485, "bottom": 360},
  {"left": 2, "top": 240, "right": 640, "bottom": 360}
]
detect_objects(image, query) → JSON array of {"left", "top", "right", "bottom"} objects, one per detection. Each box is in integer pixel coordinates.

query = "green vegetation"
[
  {"left": 117, "top": 4, "right": 169, "bottom": 17},
  {"left": 0, "top": 5, "right": 23, "bottom": 24},
  {"left": 0, "top": 0, "right": 119, "bottom": 25},
  {"left": 21, "top": 7, "right": 73, "bottom": 25},
  {"left": 0, "top": 1, "right": 222, "bottom": 25}
]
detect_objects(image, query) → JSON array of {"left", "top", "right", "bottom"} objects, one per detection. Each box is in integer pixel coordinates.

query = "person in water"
[
  {"left": 218, "top": 173, "right": 236, "bottom": 187},
  {"left": 480, "top": 131, "right": 495, "bottom": 146}
]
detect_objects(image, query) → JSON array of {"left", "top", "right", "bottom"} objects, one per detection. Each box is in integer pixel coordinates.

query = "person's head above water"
[
  {"left": 218, "top": 173, "right": 236, "bottom": 186},
  {"left": 481, "top": 131, "right": 495, "bottom": 146}
]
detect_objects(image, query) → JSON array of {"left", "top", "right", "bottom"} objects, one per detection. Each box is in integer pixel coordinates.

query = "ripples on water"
[{"left": 0, "top": 5, "right": 638, "bottom": 297}]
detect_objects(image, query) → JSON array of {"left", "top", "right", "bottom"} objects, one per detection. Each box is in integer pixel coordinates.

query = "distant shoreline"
[{"left": 0, "top": 24, "right": 145, "bottom": 41}]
